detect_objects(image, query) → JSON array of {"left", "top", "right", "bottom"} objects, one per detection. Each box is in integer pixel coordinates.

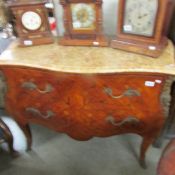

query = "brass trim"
[
  {"left": 104, "top": 87, "right": 141, "bottom": 99},
  {"left": 21, "top": 82, "right": 53, "bottom": 94},
  {"left": 26, "top": 107, "right": 55, "bottom": 119},
  {"left": 106, "top": 115, "right": 140, "bottom": 127}
]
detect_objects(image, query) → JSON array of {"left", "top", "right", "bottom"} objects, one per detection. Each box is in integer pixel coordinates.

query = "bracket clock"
[
  {"left": 59, "top": 0, "right": 108, "bottom": 46},
  {"left": 8, "top": 0, "right": 54, "bottom": 47},
  {"left": 111, "top": 0, "right": 174, "bottom": 58}
]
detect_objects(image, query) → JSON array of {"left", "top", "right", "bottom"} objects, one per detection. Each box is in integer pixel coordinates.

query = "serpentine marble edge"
[{"left": 0, "top": 40, "right": 174, "bottom": 75}]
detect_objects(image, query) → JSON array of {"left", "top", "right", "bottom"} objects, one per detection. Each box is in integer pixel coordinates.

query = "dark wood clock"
[
  {"left": 168, "top": 7, "right": 175, "bottom": 44},
  {"left": 7, "top": 0, "right": 54, "bottom": 47},
  {"left": 111, "top": 0, "right": 174, "bottom": 58},
  {"left": 59, "top": 0, "right": 108, "bottom": 47}
]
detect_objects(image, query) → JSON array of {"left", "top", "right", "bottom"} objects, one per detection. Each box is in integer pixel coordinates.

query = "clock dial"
[
  {"left": 22, "top": 11, "right": 42, "bottom": 31},
  {"left": 123, "top": 0, "right": 158, "bottom": 37},
  {"left": 71, "top": 3, "right": 96, "bottom": 30}
]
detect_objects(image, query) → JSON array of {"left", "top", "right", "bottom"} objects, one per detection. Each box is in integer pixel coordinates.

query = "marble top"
[{"left": 0, "top": 40, "right": 175, "bottom": 75}]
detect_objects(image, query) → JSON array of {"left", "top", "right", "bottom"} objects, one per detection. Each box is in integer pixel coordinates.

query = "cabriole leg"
[{"left": 139, "top": 136, "right": 154, "bottom": 169}]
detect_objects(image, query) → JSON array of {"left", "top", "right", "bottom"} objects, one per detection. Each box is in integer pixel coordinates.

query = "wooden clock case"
[
  {"left": 8, "top": 0, "right": 54, "bottom": 47},
  {"left": 59, "top": 0, "right": 108, "bottom": 47},
  {"left": 111, "top": 0, "right": 174, "bottom": 58},
  {"left": 168, "top": 7, "right": 175, "bottom": 44}
]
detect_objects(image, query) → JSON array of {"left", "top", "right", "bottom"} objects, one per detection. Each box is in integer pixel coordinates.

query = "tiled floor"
[{"left": 0, "top": 123, "right": 168, "bottom": 175}]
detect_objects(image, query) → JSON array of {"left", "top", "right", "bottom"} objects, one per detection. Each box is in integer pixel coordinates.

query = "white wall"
[{"left": 52, "top": 0, "right": 119, "bottom": 36}]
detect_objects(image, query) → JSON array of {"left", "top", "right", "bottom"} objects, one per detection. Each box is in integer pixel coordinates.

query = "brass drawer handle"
[
  {"left": 104, "top": 88, "right": 140, "bottom": 99},
  {"left": 25, "top": 107, "right": 55, "bottom": 119},
  {"left": 106, "top": 115, "right": 140, "bottom": 126},
  {"left": 22, "top": 82, "right": 53, "bottom": 94}
]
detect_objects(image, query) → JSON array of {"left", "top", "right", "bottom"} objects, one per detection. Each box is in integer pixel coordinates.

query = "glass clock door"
[
  {"left": 71, "top": 3, "right": 96, "bottom": 30},
  {"left": 123, "top": 0, "right": 158, "bottom": 37}
]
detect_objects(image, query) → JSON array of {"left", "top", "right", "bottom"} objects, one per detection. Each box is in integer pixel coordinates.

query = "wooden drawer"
[
  {"left": 5, "top": 68, "right": 164, "bottom": 111},
  {"left": 14, "top": 103, "right": 147, "bottom": 140},
  {"left": 12, "top": 98, "right": 163, "bottom": 141},
  {"left": 4, "top": 68, "right": 165, "bottom": 113},
  {"left": 4, "top": 68, "right": 74, "bottom": 107},
  {"left": 87, "top": 74, "right": 163, "bottom": 102}
]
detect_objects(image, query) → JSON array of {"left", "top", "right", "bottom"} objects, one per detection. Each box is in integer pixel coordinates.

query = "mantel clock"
[
  {"left": 8, "top": 0, "right": 54, "bottom": 47},
  {"left": 59, "top": 0, "right": 108, "bottom": 46},
  {"left": 111, "top": 0, "right": 174, "bottom": 57}
]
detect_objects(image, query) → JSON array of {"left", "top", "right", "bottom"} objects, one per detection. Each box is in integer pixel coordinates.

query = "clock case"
[
  {"left": 8, "top": 0, "right": 54, "bottom": 47},
  {"left": 111, "top": 0, "right": 174, "bottom": 58},
  {"left": 59, "top": 0, "right": 108, "bottom": 46}
]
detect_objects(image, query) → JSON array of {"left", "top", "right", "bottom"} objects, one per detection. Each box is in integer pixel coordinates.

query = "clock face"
[
  {"left": 123, "top": 0, "right": 158, "bottom": 37},
  {"left": 71, "top": 3, "right": 96, "bottom": 30},
  {"left": 21, "top": 11, "right": 42, "bottom": 31}
]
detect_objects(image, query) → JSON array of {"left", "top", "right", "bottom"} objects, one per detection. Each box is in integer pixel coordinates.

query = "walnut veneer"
[{"left": 0, "top": 40, "right": 174, "bottom": 169}]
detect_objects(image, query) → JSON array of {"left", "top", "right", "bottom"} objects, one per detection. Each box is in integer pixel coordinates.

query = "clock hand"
[
  {"left": 138, "top": 13, "right": 148, "bottom": 19},
  {"left": 142, "top": 14, "right": 148, "bottom": 17}
]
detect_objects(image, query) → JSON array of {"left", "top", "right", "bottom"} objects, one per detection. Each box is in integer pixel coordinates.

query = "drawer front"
[
  {"left": 87, "top": 74, "right": 163, "bottom": 104},
  {"left": 4, "top": 68, "right": 75, "bottom": 108},
  {"left": 4, "top": 68, "right": 164, "bottom": 111},
  {"left": 2, "top": 68, "right": 166, "bottom": 140},
  {"left": 13, "top": 102, "right": 150, "bottom": 140}
]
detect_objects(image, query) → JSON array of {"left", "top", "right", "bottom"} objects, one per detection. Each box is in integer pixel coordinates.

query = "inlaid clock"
[
  {"left": 59, "top": 0, "right": 108, "bottom": 46},
  {"left": 7, "top": 0, "right": 54, "bottom": 47},
  {"left": 111, "top": 0, "right": 174, "bottom": 58}
]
